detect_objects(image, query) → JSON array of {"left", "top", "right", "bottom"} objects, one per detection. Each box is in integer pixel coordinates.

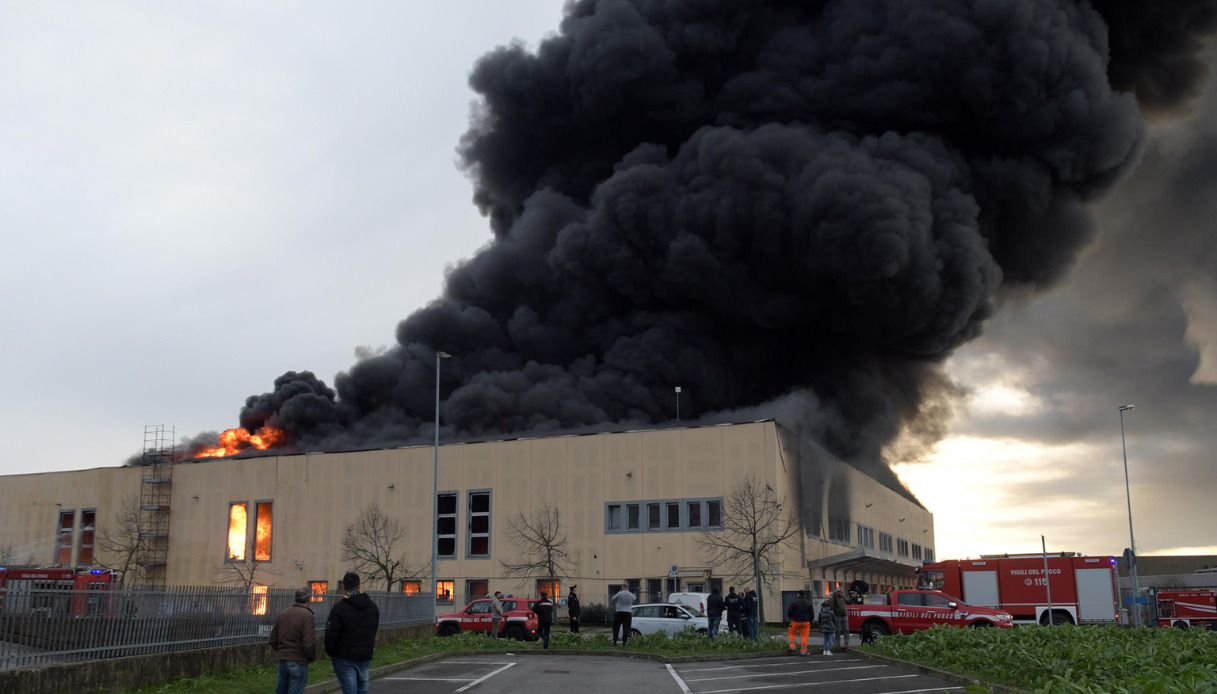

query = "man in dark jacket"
[
  {"left": 325, "top": 572, "right": 380, "bottom": 694},
  {"left": 830, "top": 588, "right": 849, "bottom": 647},
  {"left": 535, "top": 591, "right": 555, "bottom": 648},
  {"left": 269, "top": 587, "right": 316, "bottom": 694},
  {"left": 567, "top": 585, "right": 581, "bottom": 633},
  {"left": 705, "top": 587, "right": 724, "bottom": 638},
  {"left": 724, "top": 586, "right": 742, "bottom": 634},
  {"left": 785, "top": 590, "right": 813, "bottom": 656},
  {"left": 742, "top": 586, "right": 759, "bottom": 639}
]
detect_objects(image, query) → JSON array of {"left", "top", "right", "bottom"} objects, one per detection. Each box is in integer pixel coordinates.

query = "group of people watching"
[{"left": 701, "top": 585, "right": 761, "bottom": 638}]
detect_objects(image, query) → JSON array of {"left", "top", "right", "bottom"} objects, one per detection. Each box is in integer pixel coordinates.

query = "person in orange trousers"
[{"left": 786, "top": 589, "right": 814, "bottom": 656}]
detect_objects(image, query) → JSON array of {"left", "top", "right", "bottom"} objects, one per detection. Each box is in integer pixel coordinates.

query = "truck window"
[
  {"left": 897, "top": 593, "right": 925, "bottom": 607},
  {"left": 919, "top": 570, "right": 945, "bottom": 590},
  {"left": 925, "top": 593, "right": 954, "bottom": 607}
]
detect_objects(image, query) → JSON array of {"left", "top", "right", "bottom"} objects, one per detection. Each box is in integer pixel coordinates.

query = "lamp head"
[
  {"left": 437, "top": 351, "right": 452, "bottom": 359},
  {"left": 1120, "top": 404, "right": 1135, "bottom": 412}
]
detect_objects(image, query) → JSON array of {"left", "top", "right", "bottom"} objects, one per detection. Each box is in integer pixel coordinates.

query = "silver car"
[{"left": 629, "top": 602, "right": 709, "bottom": 637}]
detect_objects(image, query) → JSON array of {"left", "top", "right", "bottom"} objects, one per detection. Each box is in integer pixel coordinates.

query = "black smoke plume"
[{"left": 187, "top": 0, "right": 1216, "bottom": 499}]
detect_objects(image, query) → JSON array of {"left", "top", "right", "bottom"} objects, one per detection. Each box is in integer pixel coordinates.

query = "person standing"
[
  {"left": 819, "top": 599, "right": 838, "bottom": 656},
  {"left": 830, "top": 588, "right": 849, "bottom": 647},
  {"left": 535, "top": 591, "right": 555, "bottom": 648},
  {"left": 325, "top": 572, "right": 380, "bottom": 694},
  {"left": 610, "top": 582, "right": 636, "bottom": 646},
  {"left": 567, "top": 585, "right": 581, "bottom": 633},
  {"left": 742, "top": 586, "right": 759, "bottom": 639},
  {"left": 268, "top": 586, "right": 316, "bottom": 694},
  {"left": 489, "top": 591, "right": 504, "bottom": 638},
  {"left": 705, "top": 587, "right": 724, "bottom": 638},
  {"left": 724, "top": 586, "right": 742, "bottom": 634},
  {"left": 785, "top": 589, "right": 813, "bottom": 656}
]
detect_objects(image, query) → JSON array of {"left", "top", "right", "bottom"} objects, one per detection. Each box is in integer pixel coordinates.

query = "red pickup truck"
[{"left": 847, "top": 589, "right": 1014, "bottom": 636}]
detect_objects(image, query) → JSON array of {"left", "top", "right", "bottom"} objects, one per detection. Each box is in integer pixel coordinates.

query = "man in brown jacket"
[{"left": 269, "top": 587, "right": 317, "bottom": 694}]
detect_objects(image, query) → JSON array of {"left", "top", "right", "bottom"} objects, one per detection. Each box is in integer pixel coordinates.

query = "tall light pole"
[
  {"left": 1119, "top": 403, "right": 1140, "bottom": 626},
  {"left": 431, "top": 351, "right": 451, "bottom": 609}
]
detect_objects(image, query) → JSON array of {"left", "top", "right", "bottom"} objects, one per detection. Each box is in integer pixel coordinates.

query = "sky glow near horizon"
[{"left": 2, "top": 1, "right": 1215, "bottom": 565}]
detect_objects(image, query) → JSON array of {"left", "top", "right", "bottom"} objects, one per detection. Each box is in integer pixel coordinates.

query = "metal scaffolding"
[{"left": 137, "top": 425, "right": 174, "bottom": 586}]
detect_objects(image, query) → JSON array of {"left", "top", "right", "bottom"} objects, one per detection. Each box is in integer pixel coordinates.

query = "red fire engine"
[
  {"left": 917, "top": 554, "right": 1120, "bottom": 626},
  {"left": 0, "top": 567, "right": 115, "bottom": 617},
  {"left": 1155, "top": 590, "right": 1216, "bottom": 630}
]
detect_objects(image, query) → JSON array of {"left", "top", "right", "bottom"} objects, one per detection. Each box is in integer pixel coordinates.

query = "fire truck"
[
  {"left": 1155, "top": 590, "right": 1216, "bottom": 630},
  {"left": 916, "top": 554, "right": 1120, "bottom": 626},
  {"left": 0, "top": 567, "right": 115, "bottom": 617}
]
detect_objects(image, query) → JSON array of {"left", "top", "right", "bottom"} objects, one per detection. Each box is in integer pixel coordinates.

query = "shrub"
[{"left": 580, "top": 601, "right": 609, "bottom": 624}]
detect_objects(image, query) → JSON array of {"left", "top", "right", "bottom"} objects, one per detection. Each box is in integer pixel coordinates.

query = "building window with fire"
[
  {"left": 309, "top": 581, "right": 328, "bottom": 603},
  {"left": 467, "top": 579, "right": 489, "bottom": 598},
  {"left": 436, "top": 580, "right": 454, "bottom": 603},
  {"left": 77, "top": 509, "right": 96, "bottom": 565},
  {"left": 828, "top": 516, "right": 850, "bottom": 544},
  {"left": 437, "top": 493, "right": 457, "bottom": 558},
  {"left": 537, "top": 579, "right": 559, "bottom": 599},
  {"left": 55, "top": 510, "right": 75, "bottom": 565},
  {"left": 250, "top": 585, "right": 268, "bottom": 615},
  {"left": 226, "top": 500, "right": 273, "bottom": 562},
  {"left": 467, "top": 491, "right": 491, "bottom": 558},
  {"left": 253, "top": 500, "right": 273, "bottom": 561},
  {"left": 401, "top": 580, "right": 421, "bottom": 595}
]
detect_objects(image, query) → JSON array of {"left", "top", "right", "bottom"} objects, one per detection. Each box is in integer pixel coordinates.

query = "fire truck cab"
[
  {"left": 917, "top": 554, "right": 1120, "bottom": 626},
  {"left": 1155, "top": 590, "right": 1216, "bottom": 631},
  {"left": 0, "top": 567, "right": 115, "bottom": 617}
]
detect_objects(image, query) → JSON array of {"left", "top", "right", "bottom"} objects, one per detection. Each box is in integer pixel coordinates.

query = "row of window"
[
  {"left": 605, "top": 498, "right": 722, "bottom": 533},
  {"left": 53, "top": 509, "right": 96, "bottom": 566},
  {"left": 830, "top": 518, "right": 933, "bottom": 562},
  {"left": 437, "top": 490, "right": 492, "bottom": 559}
]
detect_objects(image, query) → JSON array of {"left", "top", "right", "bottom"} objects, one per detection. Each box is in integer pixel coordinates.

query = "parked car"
[
  {"left": 667, "top": 591, "right": 713, "bottom": 614},
  {"left": 436, "top": 597, "right": 538, "bottom": 640},
  {"left": 630, "top": 602, "right": 709, "bottom": 637}
]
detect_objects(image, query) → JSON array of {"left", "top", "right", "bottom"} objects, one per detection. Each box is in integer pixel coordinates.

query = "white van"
[{"left": 667, "top": 592, "right": 712, "bottom": 615}]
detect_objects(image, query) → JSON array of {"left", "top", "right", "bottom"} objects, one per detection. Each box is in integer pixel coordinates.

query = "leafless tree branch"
[
  {"left": 341, "top": 504, "right": 427, "bottom": 591},
  {"left": 94, "top": 495, "right": 147, "bottom": 586},
  {"left": 697, "top": 476, "right": 801, "bottom": 601},
  {"left": 500, "top": 504, "right": 574, "bottom": 590}
]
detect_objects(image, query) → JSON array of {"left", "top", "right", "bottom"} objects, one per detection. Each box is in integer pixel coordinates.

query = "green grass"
[
  {"left": 861, "top": 624, "right": 1217, "bottom": 693},
  {"left": 103, "top": 628, "right": 785, "bottom": 693}
]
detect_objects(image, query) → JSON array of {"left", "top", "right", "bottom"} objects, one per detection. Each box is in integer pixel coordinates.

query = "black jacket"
[
  {"left": 705, "top": 592, "right": 724, "bottom": 617},
  {"left": 742, "top": 591, "right": 758, "bottom": 617},
  {"left": 724, "top": 592, "right": 742, "bottom": 617},
  {"left": 786, "top": 597, "right": 813, "bottom": 623},
  {"left": 325, "top": 590, "right": 380, "bottom": 661},
  {"left": 567, "top": 593, "right": 581, "bottom": 618},
  {"left": 535, "top": 598, "right": 555, "bottom": 625}
]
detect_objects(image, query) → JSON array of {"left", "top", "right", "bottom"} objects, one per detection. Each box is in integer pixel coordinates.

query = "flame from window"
[
  {"left": 251, "top": 585, "right": 268, "bottom": 615},
  {"left": 228, "top": 504, "right": 247, "bottom": 561},
  {"left": 255, "top": 502, "right": 272, "bottom": 561}
]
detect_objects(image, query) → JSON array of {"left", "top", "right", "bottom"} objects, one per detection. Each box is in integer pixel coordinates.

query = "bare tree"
[
  {"left": 500, "top": 504, "right": 574, "bottom": 593},
  {"left": 341, "top": 504, "right": 427, "bottom": 591},
  {"left": 216, "top": 554, "right": 278, "bottom": 591},
  {"left": 697, "top": 476, "right": 801, "bottom": 619},
  {"left": 94, "top": 495, "right": 146, "bottom": 586}
]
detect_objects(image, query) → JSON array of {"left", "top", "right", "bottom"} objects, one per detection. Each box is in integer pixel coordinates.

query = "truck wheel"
[
  {"left": 1040, "top": 612, "right": 1074, "bottom": 626},
  {"left": 970, "top": 621, "right": 994, "bottom": 628},
  {"left": 438, "top": 623, "right": 459, "bottom": 637},
  {"left": 504, "top": 625, "right": 525, "bottom": 641},
  {"left": 863, "top": 620, "right": 889, "bottom": 637},
  {"left": 1174, "top": 621, "right": 1190, "bottom": 631},
  {"left": 697, "top": 628, "right": 708, "bottom": 636}
]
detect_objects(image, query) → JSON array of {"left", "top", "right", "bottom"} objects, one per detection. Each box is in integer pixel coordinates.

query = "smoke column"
[{"left": 190, "top": 0, "right": 1216, "bottom": 497}]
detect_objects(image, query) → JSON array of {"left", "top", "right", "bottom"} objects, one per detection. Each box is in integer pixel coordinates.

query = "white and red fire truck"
[
  {"left": 916, "top": 554, "right": 1120, "bottom": 626},
  {"left": 1155, "top": 590, "right": 1216, "bottom": 631},
  {"left": 0, "top": 567, "right": 115, "bottom": 617}
]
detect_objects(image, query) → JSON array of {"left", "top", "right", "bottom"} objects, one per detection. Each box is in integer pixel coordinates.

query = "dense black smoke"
[{"left": 188, "top": 0, "right": 1216, "bottom": 496}]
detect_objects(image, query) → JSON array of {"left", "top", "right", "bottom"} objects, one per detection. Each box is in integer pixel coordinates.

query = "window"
[
  {"left": 467, "top": 579, "right": 489, "bottom": 599},
  {"left": 467, "top": 491, "right": 490, "bottom": 557},
  {"left": 912, "top": 544, "right": 923, "bottom": 560},
  {"left": 437, "top": 493, "right": 457, "bottom": 558},
  {"left": 828, "top": 516, "right": 850, "bottom": 543},
  {"left": 666, "top": 502, "right": 680, "bottom": 529},
  {"left": 879, "top": 532, "right": 893, "bottom": 553},
  {"left": 77, "top": 509, "right": 96, "bottom": 565},
  {"left": 924, "top": 548, "right": 934, "bottom": 562},
  {"left": 56, "top": 510, "right": 75, "bottom": 565},
  {"left": 436, "top": 580, "right": 454, "bottom": 603},
  {"left": 897, "top": 538, "right": 910, "bottom": 557},
  {"left": 627, "top": 504, "right": 640, "bottom": 530},
  {"left": 251, "top": 585, "right": 268, "bottom": 615},
  {"left": 310, "top": 581, "right": 328, "bottom": 603},
  {"left": 646, "top": 578, "right": 663, "bottom": 603},
  {"left": 707, "top": 500, "right": 721, "bottom": 528},
  {"left": 687, "top": 501, "right": 702, "bottom": 528},
  {"left": 227, "top": 503, "right": 248, "bottom": 561},
  {"left": 856, "top": 524, "right": 875, "bottom": 549},
  {"left": 254, "top": 501, "right": 273, "bottom": 561},
  {"left": 606, "top": 504, "right": 622, "bottom": 531},
  {"left": 648, "top": 503, "right": 661, "bottom": 530},
  {"left": 897, "top": 592, "right": 924, "bottom": 607},
  {"left": 402, "top": 580, "right": 421, "bottom": 595},
  {"left": 537, "top": 579, "right": 560, "bottom": 599}
]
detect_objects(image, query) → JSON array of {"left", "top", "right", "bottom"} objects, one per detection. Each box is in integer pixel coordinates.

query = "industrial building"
[{"left": 0, "top": 420, "right": 934, "bottom": 619}]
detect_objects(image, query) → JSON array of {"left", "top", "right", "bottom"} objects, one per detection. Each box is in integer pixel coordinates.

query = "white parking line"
[
  {"left": 456, "top": 662, "right": 517, "bottom": 692},
  {"left": 697, "top": 673, "right": 918, "bottom": 693},
  {"left": 385, "top": 677, "right": 476, "bottom": 682},
  {"left": 875, "top": 688, "right": 965, "bottom": 694},
  {"left": 684, "top": 665, "right": 883, "bottom": 682},
  {"left": 680, "top": 660, "right": 861, "bottom": 673},
  {"left": 666, "top": 663, "right": 693, "bottom": 694}
]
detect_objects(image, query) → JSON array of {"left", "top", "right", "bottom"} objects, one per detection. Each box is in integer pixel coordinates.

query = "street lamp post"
[
  {"left": 1119, "top": 404, "right": 1140, "bottom": 626},
  {"left": 432, "top": 351, "right": 451, "bottom": 609}
]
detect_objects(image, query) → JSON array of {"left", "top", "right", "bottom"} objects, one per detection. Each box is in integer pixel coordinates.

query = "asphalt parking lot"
[{"left": 364, "top": 653, "right": 966, "bottom": 694}]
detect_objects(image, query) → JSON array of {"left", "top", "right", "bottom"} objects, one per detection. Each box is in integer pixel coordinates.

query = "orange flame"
[{"left": 192, "top": 425, "right": 288, "bottom": 459}]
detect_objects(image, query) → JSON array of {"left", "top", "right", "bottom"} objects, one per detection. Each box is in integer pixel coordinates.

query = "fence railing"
[{"left": 0, "top": 585, "right": 433, "bottom": 671}]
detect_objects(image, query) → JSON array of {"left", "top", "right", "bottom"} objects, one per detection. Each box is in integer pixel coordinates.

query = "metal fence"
[{"left": 0, "top": 584, "right": 433, "bottom": 671}]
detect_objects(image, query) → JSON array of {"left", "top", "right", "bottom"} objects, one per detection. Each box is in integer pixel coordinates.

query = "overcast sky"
[{"left": 2, "top": 2, "right": 1214, "bottom": 563}]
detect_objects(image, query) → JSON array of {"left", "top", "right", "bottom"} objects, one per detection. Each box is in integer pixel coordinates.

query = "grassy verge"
[
  {"left": 105, "top": 629, "right": 785, "bottom": 693},
  {"left": 861, "top": 624, "right": 1217, "bottom": 693}
]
